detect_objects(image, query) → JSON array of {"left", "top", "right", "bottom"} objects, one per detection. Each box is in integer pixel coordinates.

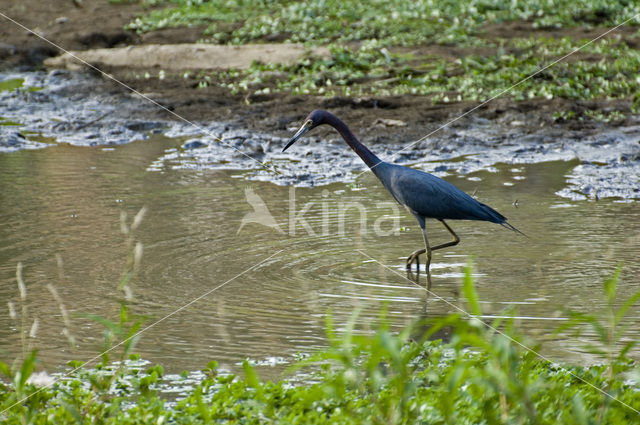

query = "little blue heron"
[{"left": 283, "top": 110, "right": 522, "bottom": 272}]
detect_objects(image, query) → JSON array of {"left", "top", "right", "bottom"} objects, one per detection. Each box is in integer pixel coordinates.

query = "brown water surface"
[{"left": 1, "top": 135, "right": 639, "bottom": 379}]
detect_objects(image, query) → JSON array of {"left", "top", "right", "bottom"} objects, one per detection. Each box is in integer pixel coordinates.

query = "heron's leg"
[
  {"left": 406, "top": 267, "right": 432, "bottom": 289},
  {"left": 406, "top": 226, "right": 431, "bottom": 272},
  {"left": 406, "top": 248, "right": 424, "bottom": 271},
  {"left": 430, "top": 220, "right": 460, "bottom": 251},
  {"left": 422, "top": 226, "right": 433, "bottom": 271}
]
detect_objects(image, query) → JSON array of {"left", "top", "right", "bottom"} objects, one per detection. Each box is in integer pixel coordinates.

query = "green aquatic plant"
[
  {"left": 188, "top": 35, "right": 640, "bottom": 108},
  {"left": 0, "top": 78, "right": 43, "bottom": 93},
  {"left": 124, "top": 1, "right": 640, "bottom": 112},
  {"left": 127, "top": 0, "right": 640, "bottom": 46},
  {"left": 0, "top": 78, "right": 24, "bottom": 92}
]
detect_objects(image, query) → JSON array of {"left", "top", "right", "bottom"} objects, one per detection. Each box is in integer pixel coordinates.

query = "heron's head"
[{"left": 282, "top": 110, "right": 325, "bottom": 152}]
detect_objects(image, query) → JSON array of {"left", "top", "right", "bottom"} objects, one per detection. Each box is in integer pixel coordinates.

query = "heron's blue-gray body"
[
  {"left": 283, "top": 109, "right": 519, "bottom": 271},
  {"left": 372, "top": 162, "right": 506, "bottom": 226}
]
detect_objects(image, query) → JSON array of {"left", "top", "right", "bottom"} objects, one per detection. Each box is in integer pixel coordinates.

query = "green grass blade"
[{"left": 463, "top": 263, "right": 482, "bottom": 316}]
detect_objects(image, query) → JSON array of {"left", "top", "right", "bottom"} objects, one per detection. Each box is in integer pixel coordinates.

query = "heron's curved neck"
[{"left": 324, "top": 113, "right": 381, "bottom": 168}]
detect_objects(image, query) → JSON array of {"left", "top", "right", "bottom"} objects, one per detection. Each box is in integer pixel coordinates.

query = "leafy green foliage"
[
  {"left": 210, "top": 36, "right": 640, "bottom": 104},
  {"left": 128, "top": 0, "right": 640, "bottom": 45},
  {"left": 125, "top": 0, "right": 640, "bottom": 114}
]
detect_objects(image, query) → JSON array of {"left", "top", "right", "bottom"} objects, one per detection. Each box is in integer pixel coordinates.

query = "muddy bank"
[
  {"left": 3, "top": 0, "right": 639, "bottom": 142},
  {"left": 0, "top": 70, "right": 160, "bottom": 150},
  {"left": 3, "top": 0, "right": 638, "bottom": 144},
  {"left": 154, "top": 113, "right": 640, "bottom": 201},
  {"left": 44, "top": 44, "right": 330, "bottom": 71},
  {"left": 1, "top": 0, "right": 639, "bottom": 201},
  {"left": 2, "top": 70, "right": 639, "bottom": 201},
  {"left": 0, "top": 1, "right": 141, "bottom": 70}
]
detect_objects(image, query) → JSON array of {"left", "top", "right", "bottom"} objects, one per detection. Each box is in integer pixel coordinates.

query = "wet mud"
[{"left": 2, "top": 70, "right": 639, "bottom": 201}]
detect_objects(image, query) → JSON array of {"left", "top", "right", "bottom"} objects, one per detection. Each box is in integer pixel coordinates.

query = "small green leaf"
[
  {"left": 0, "top": 78, "right": 24, "bottom": 92},
  {"left": 603, "top": 265, "right": 622, "bottom": 305},
  {"left": 614, "top": 289, "right": 640, "bottom": 327},
  {"left": 0, "top": 359, "right": 11, "bottom": 378},
  {"left": 463, "top": 263, "right": 482, "bottom": 316},
  {"left": 18, "top": 350, "right": 38, "bottom": 390},
  {"left": 243, "top": 360, "right": 259, "bottom": 387}
]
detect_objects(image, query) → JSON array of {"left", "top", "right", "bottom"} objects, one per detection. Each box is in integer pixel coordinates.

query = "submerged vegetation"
[
  {"left": 1, "top": 257, "right": 639, "bottom": 423},
  {"left": 123, "top": 0, "right": 640, "bottom": 116}
]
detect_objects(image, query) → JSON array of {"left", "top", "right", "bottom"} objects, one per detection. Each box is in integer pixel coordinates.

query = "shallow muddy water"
[{"left": 1, "top": 134, "right": 639, "bottom": 379}]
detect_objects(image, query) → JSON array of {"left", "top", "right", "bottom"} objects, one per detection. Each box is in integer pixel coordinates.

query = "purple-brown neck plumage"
[{"left": 315, "top": 110, "right": 381, "bottom": 168}]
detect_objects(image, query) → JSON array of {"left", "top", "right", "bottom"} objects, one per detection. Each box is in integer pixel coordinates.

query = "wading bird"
[{"left": 283, "top": 110, "right": 521, "bottom": 272}]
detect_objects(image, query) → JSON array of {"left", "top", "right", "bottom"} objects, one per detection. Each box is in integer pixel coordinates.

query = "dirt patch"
[
  {"left": 44, "top": 44, "right": 330, "bottom": 71},
  {"left": 481, "top": 20, "right": 640, "bottom": 41},
  {"left": 0, "top": 0, "right": 142, "bottom": 69},
  {"left": 139, "top": 26, "right": 209, "bottom": 45}
]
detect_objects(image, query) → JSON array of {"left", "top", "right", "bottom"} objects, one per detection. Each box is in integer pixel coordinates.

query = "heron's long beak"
[{"left": 283, "top": 120, "right": 312, "bottom": 152}]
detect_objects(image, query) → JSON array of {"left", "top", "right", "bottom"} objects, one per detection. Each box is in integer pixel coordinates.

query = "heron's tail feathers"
[{"left": 500, "top": 221, "right": 527, "bottom": 237}]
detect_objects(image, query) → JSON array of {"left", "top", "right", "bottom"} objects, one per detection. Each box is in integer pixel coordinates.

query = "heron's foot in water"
[{"left": 406, "top": 249, "right": 426, "bottom": 271}]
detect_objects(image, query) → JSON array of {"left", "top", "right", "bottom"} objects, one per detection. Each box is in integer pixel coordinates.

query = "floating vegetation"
[
  {"left": 128, "top": 0, "right": 640, "bottom": 46},
  {"left": 206, "top": 37, "right": 640, "bottom": 107},
  {"left": 125, "top": 1, "right": 640, "bottom": 113},
  {"left": 0, "top": 78, "right": 24, "bottom": 92},
  {"left": 0, "top": 77, "right": 43, "bottom": 93}
]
